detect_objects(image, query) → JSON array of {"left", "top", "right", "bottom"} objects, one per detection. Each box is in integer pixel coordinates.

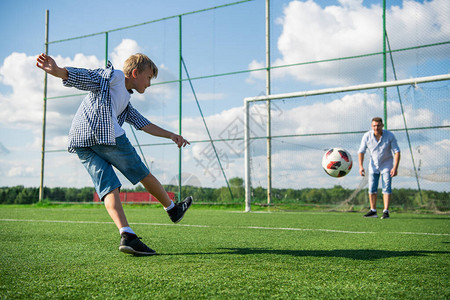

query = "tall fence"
[{"left": 40, "top": 0, "right": 449, "bottom": 211}]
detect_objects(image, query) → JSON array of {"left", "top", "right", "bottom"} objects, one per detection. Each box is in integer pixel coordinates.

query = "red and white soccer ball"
[{"left": 322, "top": 148, "right": 353, "bottom": 178}]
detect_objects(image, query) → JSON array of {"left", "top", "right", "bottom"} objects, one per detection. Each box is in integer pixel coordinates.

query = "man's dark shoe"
[
  {"left": 119, "top": 233, "right": 156, "bottom": 256},
  {"left": 168, "top": 196, "right": 193, "bottom": 223},
  {"left": 363, "top": 210, "right": 378, "bottom": 218},
  {"left": 381, "top": 211, "right": 390, "bottom": 219}
]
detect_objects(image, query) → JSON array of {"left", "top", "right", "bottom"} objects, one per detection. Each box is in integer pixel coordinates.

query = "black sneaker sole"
[
  {"left": 119, "top": 246, "right": 157, "bottom": 256},
  {"left": 174, "top": 214, "right": 186, "bottom": 224}
]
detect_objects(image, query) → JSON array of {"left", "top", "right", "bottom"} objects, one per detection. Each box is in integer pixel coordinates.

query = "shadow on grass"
[{"left": 162, "top": 248, "right": 450, "bottom": 260}]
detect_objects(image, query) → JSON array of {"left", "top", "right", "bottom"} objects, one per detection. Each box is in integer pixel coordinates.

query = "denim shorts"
[
  {"left": 368, "top": 172, "right": 392, "bottom": 194},
  {"left": 74, "top": 134, "right": 149, "bottom": 200}
]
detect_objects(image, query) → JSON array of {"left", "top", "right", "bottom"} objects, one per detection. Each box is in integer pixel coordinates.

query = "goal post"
[{"left": 243, "top": 73, "right": 450, "bottom": 212}]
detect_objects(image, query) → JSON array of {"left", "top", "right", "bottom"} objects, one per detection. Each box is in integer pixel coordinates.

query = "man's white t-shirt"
[{"left": 109, "top": 70, "right": 132, "bottom": 137}]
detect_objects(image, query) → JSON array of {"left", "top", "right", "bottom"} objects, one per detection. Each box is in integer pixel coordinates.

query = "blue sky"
[{"left": 0, "top": 0, "right": 448, "bottom": 192}]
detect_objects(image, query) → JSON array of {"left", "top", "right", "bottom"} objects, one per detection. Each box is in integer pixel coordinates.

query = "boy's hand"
[
  {"left": 171, "top": 134, "right": 190, "bottom": 148},
  {"left": 141, "top": 124, "right": 189, "bottom": 148},
  {"left": 36, "top": 53, "right": 68, "bottom": 80}
]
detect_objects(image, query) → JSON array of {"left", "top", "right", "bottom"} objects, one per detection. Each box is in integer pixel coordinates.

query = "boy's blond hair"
[{"left": 123, "top": 53, "right": 158, "bottom": 78}]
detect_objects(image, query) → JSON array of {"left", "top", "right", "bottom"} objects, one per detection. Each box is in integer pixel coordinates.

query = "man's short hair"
[
  {"left": 372, "top": 117, "right": 383, "bottom": 124},
  {"left": 123, "top": 53, "right": 158, "bottom": 78}
]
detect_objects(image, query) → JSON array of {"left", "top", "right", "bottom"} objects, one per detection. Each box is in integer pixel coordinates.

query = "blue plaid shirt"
[{"left": 63, "top": 61, "right": 151, "bottom": 153}]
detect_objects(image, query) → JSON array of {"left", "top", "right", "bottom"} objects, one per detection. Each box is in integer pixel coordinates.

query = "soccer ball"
[{"left": 322, "top": 148, "right": 353, "bottom": 177}]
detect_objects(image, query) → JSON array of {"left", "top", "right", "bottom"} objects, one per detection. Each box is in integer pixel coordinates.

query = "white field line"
[
  {"left": 0, "top": 218, "right": 449, "bottom": 236},
  {"left": 247, "top": 226, "right": 372, "bottom": 234}
]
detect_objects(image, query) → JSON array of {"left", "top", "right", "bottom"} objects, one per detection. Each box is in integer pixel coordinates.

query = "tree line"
[{"left": 1, "top": 177, "right": 448, "bottom": 212}]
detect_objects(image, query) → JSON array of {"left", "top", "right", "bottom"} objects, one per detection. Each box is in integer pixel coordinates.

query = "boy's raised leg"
[
  {"left": 140, "top": 173, "right": 173, "bottom": 208},
  {"left": 140, "top": 173, "right": 192, "bottom": 223}
]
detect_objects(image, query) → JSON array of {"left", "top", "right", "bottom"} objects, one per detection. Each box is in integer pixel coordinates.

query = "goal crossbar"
[
  {"left": 244, "top": 74, "right": 450, "bottom": 103},
  {"left": 243, "top": 73, "right": 450, "bottom": 212}
]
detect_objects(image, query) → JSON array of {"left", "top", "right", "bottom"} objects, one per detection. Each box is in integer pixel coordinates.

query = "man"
[{"left": 358, "top": 117, "right": 400, "bottom": 219}]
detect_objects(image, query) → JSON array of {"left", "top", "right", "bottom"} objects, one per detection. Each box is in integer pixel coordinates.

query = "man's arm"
[
  {"left": 390, "top": 151, "right": 401, "bottom": 177},
  {"left": 36, "top": 53, "right": 68, "bottom": 80},
  {"left": 357, "top": 133, "right": 369, "bottom": 177},
  {"left": 358, "top": 152, "right": 365, "bottom": 176},
  {"left": 141, "top": 123, "right": 190, "bottom": 148}
]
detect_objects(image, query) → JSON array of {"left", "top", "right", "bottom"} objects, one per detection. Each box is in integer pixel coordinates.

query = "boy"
[{"left": 36, "top": 53, "right": 192, "bottom": 256}]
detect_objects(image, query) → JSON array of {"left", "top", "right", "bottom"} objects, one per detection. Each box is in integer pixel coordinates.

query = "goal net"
[{"left": 244, "top": 75, "right": 450, "bottom": 213}]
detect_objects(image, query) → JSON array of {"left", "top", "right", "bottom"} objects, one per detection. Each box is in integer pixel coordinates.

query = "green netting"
[{"left": 39, "top": 1, "right": 449, "bottom": 212}]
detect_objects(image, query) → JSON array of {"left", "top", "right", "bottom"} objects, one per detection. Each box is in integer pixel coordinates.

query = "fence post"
[
  {"left": 266, "top": 0, "right": 272, "bottom": 206},
  {"left": 383, "top": 0, "right": 387, "bottom": 128},
  {"left": 39, "top": 10, "right": 49, "bottom": 202},
  {"left": 245, "top": 99, "right": 251, "bottom": 212},
  {"left": 178, "top": 15, "right": 183, "bottom": 201}
]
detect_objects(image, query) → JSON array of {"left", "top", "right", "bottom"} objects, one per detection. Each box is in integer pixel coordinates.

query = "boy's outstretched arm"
[
  {"left": 36, "top": 53, "right": 68, "bottom": 80},
  {"left": 141, "top": 123, "right": 190, "bottom": 148}
]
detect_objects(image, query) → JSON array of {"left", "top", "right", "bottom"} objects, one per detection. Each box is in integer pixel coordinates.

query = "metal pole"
[
  {"left": 244, "top": 74, "right": 450, "bottom": 102},
  {"left": 383, "top": 0, "right": 387, "bottom": 128},
  {"left": 105, "top": 32, "right": 109, "bottom": 67},
  {"left": 385, "top": 32, "right": 423, "bottom": 204},
  {"left": 266, "top": 0, "right": 272, "bottom": 205},
  {"left": 39, "top": 10, "right": 49, "bottom": 202},
  {"left": 244, "top": 99, "right": 251, "bottom": 212},
  {"left": 178, "top": 15, "right": 183, "bottom": 201}
]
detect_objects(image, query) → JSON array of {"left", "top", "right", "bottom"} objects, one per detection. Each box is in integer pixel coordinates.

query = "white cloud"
[
  {"left": 7, "top": 166, "right": 35, "bottom": 177},
  {"left": 181, "top": 91, "right": 447, "bottom": 154},
  {"left": 248, "top": 0, "right": 449, "bottom": 86},
  {"left": 182, "top": 106, "right": 245, "bottom": 142},
  {"left": 278, "top": 93, "right": 380, "bottom": 135},
  {"left": 143, "top": 63, "right": 177, "bottom": 107},
  {"left": 246, "top": 60, "right": 266, "bottom": 83},
  {"left": 0, "top": 52, "right": 102, "bottom": 136},
  {"left": 0, "top": 53, "right": 47, "bottom": 128},
  {"left": 3, "top": 161, "right": 36, "bottom": 178},
  {"left": 110, "top": 39, "right": 142, "bottom": 71}
]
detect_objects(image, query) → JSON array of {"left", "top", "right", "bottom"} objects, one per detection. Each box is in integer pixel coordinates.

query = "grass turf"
[{"left": 0, "top": 205, "right": 448, "bottom": 299}]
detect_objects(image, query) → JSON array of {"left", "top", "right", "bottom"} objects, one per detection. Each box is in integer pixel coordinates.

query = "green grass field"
[{"left": 0, "top": 204, "right": 448, "bottom": 299}]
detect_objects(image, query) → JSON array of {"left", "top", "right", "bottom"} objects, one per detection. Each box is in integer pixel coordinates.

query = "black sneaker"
[
  {"left": 364, "top": 210, "right": 378, "bottom": 218},
  {"left": 168, "top": 196, "right": 193, "bottom": 223},
  {"left": 381, "top": 211, "right": 390, "bottom": 219},
  {"left": 119, "top": 233, "right": 156, "bottom": 256}
]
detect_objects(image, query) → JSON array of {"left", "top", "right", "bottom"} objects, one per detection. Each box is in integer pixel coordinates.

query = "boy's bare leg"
[
  {"left": 104, "top": 188, "right": 129, "bottom": 229},
  {"left": 105, "top": 187, "right": 156, "bottom": 255},
  {"left": 140, "top": 173, "right": 172, "bottom": 208}
]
